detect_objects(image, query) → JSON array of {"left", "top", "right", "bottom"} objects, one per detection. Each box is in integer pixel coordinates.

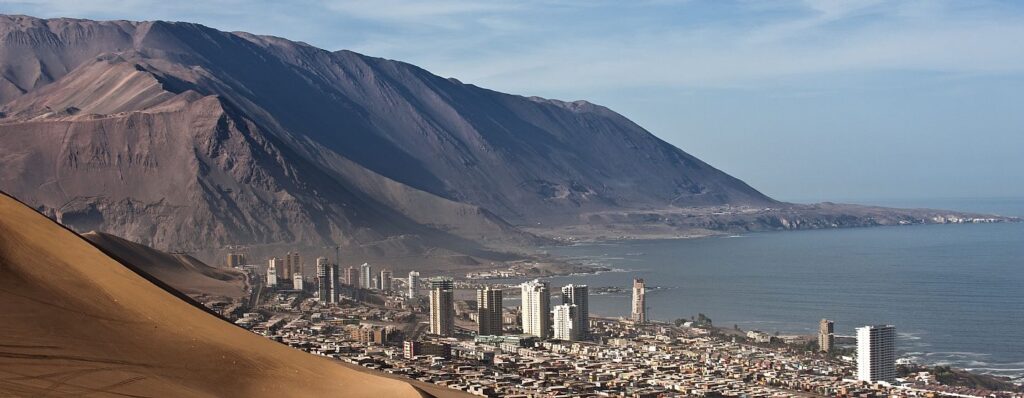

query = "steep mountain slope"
[
  {"left": 0, "top": 15, "right": 773, "bottom": 255},
  {"left": 0, "top": 191, "right": 453, "bottom": 397},
  {"left": 83, "top": 230, "right": 248, "bottom": 298},
  {"left": 3, "top": 15, "right": 1009, "bottom": 259}
]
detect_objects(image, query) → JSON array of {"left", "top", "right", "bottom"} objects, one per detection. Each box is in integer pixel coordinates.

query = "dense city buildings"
[
  {"left": 560, "top": 284, "right": 589, "bottom": 339},
  {"left": 429, "top": 277, "right": 454, "bottom": 336},
  {"left": 520, "top": 279, "right": 551, "bottom": 339},
  {"left": 407, "top": 271, "right": 420, "bottom": 298},
  {"left": 476, "top": 287, "right": 503, "bottom": 336},
  {"left": 360, "top": 263, "right": 372, "bottom": 289},
  {"left": 379, "top": 269, "right": 392, "bottom": 291},
  {"left": 631, "top": 277, "right": 647, "bottom": 323},
  {"left": 552, "top": 303, "right": 579, "bottom": 341},
  {"left": 225, "top": 272, "right": 1013, "bottom": 398},
  {"left": 819, "top": 318, "right": 835, "bottom": 353},
  {"left": 857, "top": 324, "right": 897, "bottom": 383}
]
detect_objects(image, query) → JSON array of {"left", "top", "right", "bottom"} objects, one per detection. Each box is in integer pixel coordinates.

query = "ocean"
[{"left": 540, "top": 198, "right": 1024, "bottom": 382}]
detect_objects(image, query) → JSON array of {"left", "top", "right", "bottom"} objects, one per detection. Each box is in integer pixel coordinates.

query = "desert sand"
[
  {"left": 0, "top": 192, "right": 459, "bottom": 397},
  {"left": 83, "top": 231, "right": 249, "bottom": 299}
]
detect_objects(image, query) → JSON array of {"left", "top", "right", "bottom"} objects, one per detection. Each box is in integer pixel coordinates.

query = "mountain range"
[{"left": 0, "top": 15, "right": 1012, "bottom": 267}]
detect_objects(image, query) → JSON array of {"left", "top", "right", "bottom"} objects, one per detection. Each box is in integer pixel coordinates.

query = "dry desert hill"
[{"left": 0, "top": 191, "right": 462, "bottom": 397}]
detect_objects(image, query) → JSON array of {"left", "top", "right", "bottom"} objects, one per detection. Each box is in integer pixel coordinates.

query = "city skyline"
[{"left": 0, "top": 4, "right": 1020, "bottom": 397}]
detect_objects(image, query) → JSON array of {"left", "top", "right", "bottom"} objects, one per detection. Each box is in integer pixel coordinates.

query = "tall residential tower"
[
  {"left": 631, "top": 278, "right": 647, "bottom": 323},
  {"left": 429, "top": 277, "right": 454, "bottom": 336},
  {"left": 520, "top": 279, "right": 551, "bottom": 339},
  {"left": 266, "top": 259, "right": 278, "bottom": 287},
  {"left": 344, "top": 266, "right": 356, "bottom": 286},
  {"left": 284, "top": 251, "right": 301, "bottom": 281},
  {"left": 407, "top": 271, "right": 420, "bottom": 298},
  {"left": 560, "top": 284, "right": 589, "bottom": 339},
  {"left": 316, "top": 256, "right": 338, "bottom": 304},
  {"left": 379, "top": 269, "right": 393, "bottom": 291},
  {"left": 476, "top": 287, "right": 503, "bottom": 336},
  {"left": 819, "top": 319, "right": 835, "bottom": 353},
  {"left": 857, "top": 325, "right": 896, "bottom": 383},
  {"left": 359, "top": 263, "right": 372, "bottom": 289}
]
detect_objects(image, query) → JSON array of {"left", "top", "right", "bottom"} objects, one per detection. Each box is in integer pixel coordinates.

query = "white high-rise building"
[
  {"left": 857, "top": 325, "right": 896, "bottom": 383},
  {"left": 407, "top": 271, "right": 420, "bottom": 298},
  {"left": 520, "top": 279, "right": 551, "bottom": 339},
  {"left": 552, "top": 303, "right": 579, "bottom": 341},
  {"left": 631, "top": 278, "right": 647, "bottom": 323},
  {"left": 266, "top": 258, "right": 281, "bottom": 287},
  {"left": 561, "top": 284, "right": 589, "bottom": 339},
  {"left": 359, "top": 263, "right": 372, "bottom": 289},
  {"left": 292, "top": 273, "right": 303, "bottom": 290}
]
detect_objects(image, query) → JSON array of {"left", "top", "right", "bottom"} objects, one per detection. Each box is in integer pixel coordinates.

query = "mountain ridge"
[{"left": 0, "top": 14, "right": 1014, "bottom": 266}]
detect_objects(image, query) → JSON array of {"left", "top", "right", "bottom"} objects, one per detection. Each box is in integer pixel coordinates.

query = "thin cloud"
[{"left": 2, "top": 0, "right": 1023, "bottom": 94}]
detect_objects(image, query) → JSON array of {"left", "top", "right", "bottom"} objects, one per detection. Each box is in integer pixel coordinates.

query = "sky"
[{"left": 3, "top": 0, "right": 1023, "bottom": 202}]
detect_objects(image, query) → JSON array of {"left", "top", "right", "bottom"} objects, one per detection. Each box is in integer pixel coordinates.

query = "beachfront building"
[
  {"left": 429, "top": 277, "right": 455, "bottom": 336},
  {"left": 476, "top": 287, "right": 503, "bottom": 336},
  {"left": 819, "top": 319, "right": 835, "bottom": 353},
  {"left": 520, "top": 279, "right": 551, "bottom": 339},
  {"left": 631, "top": 278, "right": 647, "bottom": 323},
  {"left": 561, "top": 284, "right": 589, "bottom": 339},
  {"left": 857, "top": 325, "right": 896, "bottom": 383}
]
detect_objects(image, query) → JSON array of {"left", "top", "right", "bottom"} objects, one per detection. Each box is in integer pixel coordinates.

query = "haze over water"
[{"left": 544, "top": 198, "right": 1024, "bottom": 382}]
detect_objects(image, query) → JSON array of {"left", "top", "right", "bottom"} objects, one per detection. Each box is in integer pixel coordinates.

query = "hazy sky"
[{"left": 4, "top": 0, "right": 1023, "bottom": 202}]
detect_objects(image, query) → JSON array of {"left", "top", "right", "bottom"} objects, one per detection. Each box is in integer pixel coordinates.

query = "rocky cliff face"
[{"left": 0, "top": 15, "right": 776, "bottom": 256}]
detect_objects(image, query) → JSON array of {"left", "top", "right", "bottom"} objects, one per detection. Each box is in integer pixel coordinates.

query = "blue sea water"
[{"left": 541, "top": 198, "right": 1024, "bottom": 382}]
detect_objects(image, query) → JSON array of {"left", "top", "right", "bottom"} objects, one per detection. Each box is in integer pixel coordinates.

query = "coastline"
[{"left": 531, "top": 219, "right": 1024, "bottom": 385}]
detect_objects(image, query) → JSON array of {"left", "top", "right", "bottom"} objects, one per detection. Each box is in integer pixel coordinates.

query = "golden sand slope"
[
  {"left": 0, "top": 192, "right": 438, "bottom": 397},
  {"left": 83, "top": 231, "right": 248, "bottom": 299}
]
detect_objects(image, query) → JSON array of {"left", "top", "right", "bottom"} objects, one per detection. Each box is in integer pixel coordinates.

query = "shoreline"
[{"left": 509, "top": 247, "right": 1024, "bottom": 387}]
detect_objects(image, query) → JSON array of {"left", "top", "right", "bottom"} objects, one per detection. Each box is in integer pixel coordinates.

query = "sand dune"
[
  {"left": 83, "top": 231, "right": 247, "bottom": 299},
  {"left": 0, "top": 191, "right": 452, "bottom": 397}
]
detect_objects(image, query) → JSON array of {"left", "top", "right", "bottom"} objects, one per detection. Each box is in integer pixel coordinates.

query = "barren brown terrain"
[{"left": 0, "top": 192, "right": 462, "bottom": 397}]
